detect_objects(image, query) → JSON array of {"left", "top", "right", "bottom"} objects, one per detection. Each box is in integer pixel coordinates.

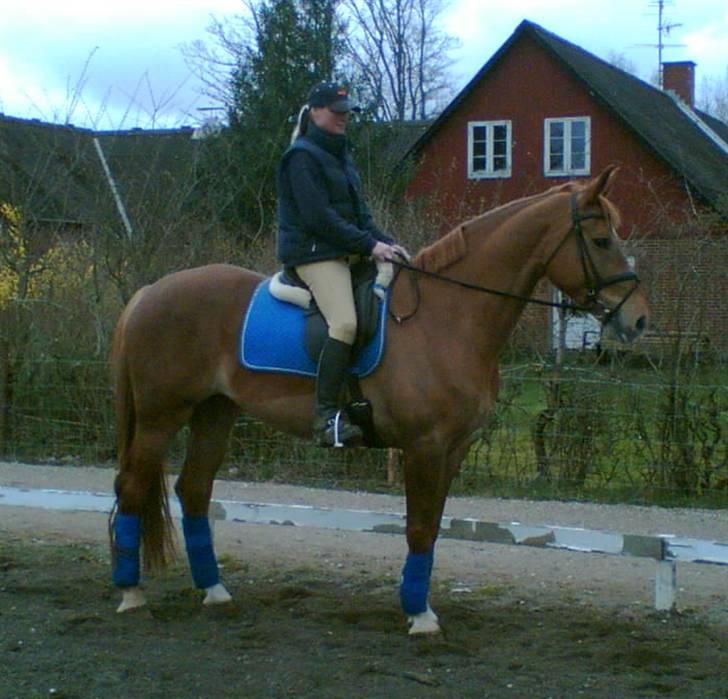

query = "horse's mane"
[
  {"left": 412, "top": 182, "right": 581, "bottom": 273},
  {"left": 412, "top": 225, "right": 468, "bottom": 273}
]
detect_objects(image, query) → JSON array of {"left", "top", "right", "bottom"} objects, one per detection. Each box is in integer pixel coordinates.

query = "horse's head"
[{"left": 544, "top": 166, "right": 649, "bottom": 342}]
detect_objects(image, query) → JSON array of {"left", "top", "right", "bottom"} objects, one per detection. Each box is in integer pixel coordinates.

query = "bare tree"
[
  {"left": 182, "top": 13, "right": 250, "bottom": 110},
  {"left": 698, "top": 69, "right": 728, "bottom": 123},
  {"left": 184, "top": 0, "right": 345, "bottom": 112},
  {"left": 343, "top": 0, "right": 458, "bottom": 121},
  {"left": 606, "top": 51, "right": 640, "bottom": 78},
  {"left": 183, "top": 0, "right": 348, "bottom": 236}
]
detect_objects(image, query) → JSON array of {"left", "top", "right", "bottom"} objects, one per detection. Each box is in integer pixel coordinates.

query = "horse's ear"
[{"left": 581, "top": 165, "right": 619, "bottom": 203}]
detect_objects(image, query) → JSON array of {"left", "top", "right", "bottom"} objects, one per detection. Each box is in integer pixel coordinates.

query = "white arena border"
[{"left": 2, "top": 484, "right": 727, "bottom": 611}]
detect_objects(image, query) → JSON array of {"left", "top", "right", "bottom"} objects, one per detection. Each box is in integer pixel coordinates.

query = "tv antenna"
[{"left": 636, "top": 0, "right": 685, "bottom": 86}]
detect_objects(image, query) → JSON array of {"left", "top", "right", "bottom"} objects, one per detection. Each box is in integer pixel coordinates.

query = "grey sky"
[{"left": 0, "top": 0, "right": 725, "bottom": 129}]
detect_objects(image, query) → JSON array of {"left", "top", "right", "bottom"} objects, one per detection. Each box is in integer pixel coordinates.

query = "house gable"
[{"left": 405, "top": 20, "right": 728, "bottom": 233}]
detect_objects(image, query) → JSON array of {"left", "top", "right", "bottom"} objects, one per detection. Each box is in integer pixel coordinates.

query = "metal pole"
[{"left": 93, "top": 137, "right": 134, "bottom": 239}]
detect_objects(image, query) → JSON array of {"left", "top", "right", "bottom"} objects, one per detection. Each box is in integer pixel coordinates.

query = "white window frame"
[
  {"left": 544, "top": 117, "right": 591, "bottom": 177},
  {"left": 467, "top": 120, "right": 512, "bottom": 179}
]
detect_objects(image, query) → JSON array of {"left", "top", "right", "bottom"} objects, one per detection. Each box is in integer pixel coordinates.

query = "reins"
[
  {"left": 388, "top": 258, "right": 588, "bottom": 324},
  {"left": 388, "top": 192, "right": 640, "bottom": 325}
]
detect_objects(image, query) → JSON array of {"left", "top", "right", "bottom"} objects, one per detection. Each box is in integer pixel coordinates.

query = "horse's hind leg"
[
  {"left": 175, "top": 395, "right": 239, "bottom": 606},
  {"left": 113, "top": 419, "right": 180, "bottom": 613}
]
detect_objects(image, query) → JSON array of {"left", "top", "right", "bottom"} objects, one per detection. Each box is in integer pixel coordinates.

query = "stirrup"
[{"left": 316, "top": 410, "right": 363, "bottom": 448}]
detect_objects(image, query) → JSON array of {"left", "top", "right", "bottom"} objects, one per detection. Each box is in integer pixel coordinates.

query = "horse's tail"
[{"left": 110, "top": 288, "right": 176, "bottom": 572}]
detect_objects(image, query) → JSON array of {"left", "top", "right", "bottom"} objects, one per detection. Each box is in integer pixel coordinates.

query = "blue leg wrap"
[
  {"left": 112, "top": 513, "right": 141, "bottom": 588},
  {"left": 399, "top": 547, "right": 434, "bottom": 616},
  {"left": 182, "top": 516, "right": 220, "bottom": 589}
]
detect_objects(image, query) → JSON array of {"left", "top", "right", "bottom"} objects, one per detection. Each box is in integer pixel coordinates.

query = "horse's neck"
[
  {"left": 431, "top": 198, "right": 557, "bottom": 354},
  {"left": 470, "top": 208, "right": 548, "bottom": 292}
]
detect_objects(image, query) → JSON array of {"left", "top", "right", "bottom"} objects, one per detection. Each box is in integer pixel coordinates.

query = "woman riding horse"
[
  {"left": 110, "top": 166, "right": 649, "bottom": 634},
  {"left": 277, "top": 81, "right": 407, "bottom": 448}
]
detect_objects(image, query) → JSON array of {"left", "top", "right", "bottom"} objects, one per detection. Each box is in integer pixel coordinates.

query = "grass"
[
  {"left": 1, "top": 354, "right": 726, "bottom": 508},
  {"left": 452, "top": 356, "right": 728, "bottom": 506}
]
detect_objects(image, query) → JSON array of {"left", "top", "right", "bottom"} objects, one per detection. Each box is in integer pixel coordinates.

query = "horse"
[{"left": 109, "top": 165, "right": 649, "bottom": 635}]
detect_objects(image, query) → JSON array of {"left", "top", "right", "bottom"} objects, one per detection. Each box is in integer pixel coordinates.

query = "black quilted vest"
[{"left": 276, "top": 126, "right": 372, "bottom": 266}]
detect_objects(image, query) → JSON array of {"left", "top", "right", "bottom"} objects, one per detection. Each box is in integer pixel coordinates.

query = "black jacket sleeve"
[{"left": 357, "top": 197, "right": 394, "bottom": 245}]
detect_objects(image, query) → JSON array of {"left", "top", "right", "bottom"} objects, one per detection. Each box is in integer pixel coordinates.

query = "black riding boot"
[{"left": 313, "top": 338, "right": 363, "bottom": 447}]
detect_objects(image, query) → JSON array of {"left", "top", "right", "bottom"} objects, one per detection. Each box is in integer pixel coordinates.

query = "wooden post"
[
  {"left": 0, "top": 340, "right": 11, "bottom": 456},
  {"left": 208, "top": 500, "right": 226, "bottom": 537},
  {"left": 385, "top": 448, "right": 400, "bottom": 485},
  {"left": 654, "top": 560, "right": 677, "bottom": 611}
]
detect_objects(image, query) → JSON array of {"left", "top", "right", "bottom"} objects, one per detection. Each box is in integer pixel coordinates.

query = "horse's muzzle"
[
  {"left": 591, "top": 276, "right": 648, "bottom": 344},
  {"left": 607, "top": 311, "right": 648, "bottom": 343},
  {"left": 599, "top": 295, "right": 649, "bottom": 343}
]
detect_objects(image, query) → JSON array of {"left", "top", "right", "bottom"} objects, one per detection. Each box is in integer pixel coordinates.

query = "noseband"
[{"left": 545, "top": 192, "right": 640, "bottom": 325}]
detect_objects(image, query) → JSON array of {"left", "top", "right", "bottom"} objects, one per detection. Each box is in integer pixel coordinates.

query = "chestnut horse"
[{"left": 109, "top": 166, "right": 649, "bottom": 634}]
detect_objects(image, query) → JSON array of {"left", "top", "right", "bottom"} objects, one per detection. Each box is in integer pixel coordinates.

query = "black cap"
[{"left": 307, "top": 81, "right": 359, "bottom": 113}]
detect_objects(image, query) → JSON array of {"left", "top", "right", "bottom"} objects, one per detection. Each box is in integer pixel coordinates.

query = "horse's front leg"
[
  {"left": 399, "top": 444, "right": 457, "bottom": 636},
  {"left": 175, "top": 396, "right": 239, "bottom": 607}
]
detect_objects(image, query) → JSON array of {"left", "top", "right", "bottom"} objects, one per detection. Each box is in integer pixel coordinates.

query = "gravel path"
[{"left": 2, "top": 461, "right": 727, "bottom": 619}]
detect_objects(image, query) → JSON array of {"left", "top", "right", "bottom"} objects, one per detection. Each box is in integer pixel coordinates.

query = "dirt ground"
[{"left": 2, "top": 463, "right": 728, "bottom": 698}]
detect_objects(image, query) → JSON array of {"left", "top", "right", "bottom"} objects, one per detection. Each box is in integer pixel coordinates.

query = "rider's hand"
[
  {"left": 372, "top": 242, "right": 409, "bottom": 262},
  {"left": 372, "top": 241, "right": 396, "bottom": 261},
  {"left": 391, "top": 244, "right": 410, "bottom": 262}
]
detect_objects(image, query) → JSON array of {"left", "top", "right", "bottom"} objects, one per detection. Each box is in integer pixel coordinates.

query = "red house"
[{"left": 404, "top": 20, "right": 728, "bottom": 354}]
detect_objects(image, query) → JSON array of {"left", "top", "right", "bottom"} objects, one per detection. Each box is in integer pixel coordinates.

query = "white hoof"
[
  {"left": 408, "top": 606, "right": 441, "bottom": 635},
  {"left": 117, "top": 587, "right": 147, "bottom": 613},
  {"left": 203, "top": 583, "right": 233, "bottom": 606}
]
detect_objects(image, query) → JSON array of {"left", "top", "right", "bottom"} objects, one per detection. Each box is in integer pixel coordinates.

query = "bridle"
[
  {"left": 390, "top": 192, "right": 640, "bottom": 326},
  {"left": 542, "top": 192, "right": 640, "bottom": 325}
]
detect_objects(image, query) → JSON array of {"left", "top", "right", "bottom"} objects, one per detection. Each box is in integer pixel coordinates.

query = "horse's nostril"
[{"left": 636, "top": 315, "right": 647, "bottom": 332}]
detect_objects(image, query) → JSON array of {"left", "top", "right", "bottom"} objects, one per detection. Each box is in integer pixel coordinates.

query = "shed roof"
[
  {"left": 0, "top": 116, "right": 201, "bottom": 230},
  {"left": 0, "top": 116, "right": 104, "bottom": 224}
]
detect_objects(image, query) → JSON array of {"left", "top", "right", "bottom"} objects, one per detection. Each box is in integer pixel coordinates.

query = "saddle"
[
  {"left": 242, "top": 259, "right": 396, "bottom": 447},
  {"left": 269, "top": 258, "right": 393, "bottom": 361}
]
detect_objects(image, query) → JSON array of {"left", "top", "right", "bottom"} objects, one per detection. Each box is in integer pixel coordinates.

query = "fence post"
[
  {"left": 0, "top": 340, "right": 11, "bottom": 455},
  {"left": 208, "top": 500, "right": 226, "bottom": 537},
  {"left": 385, "top": 448, "right": 400, "bottom": 485},
  {"left": 654, "top": 559, "right": 677, "bottom": 611}
]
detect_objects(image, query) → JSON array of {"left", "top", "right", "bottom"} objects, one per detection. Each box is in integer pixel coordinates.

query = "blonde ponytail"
[{"left": 290, "top": 105, "right": 311, "bottom": 143}]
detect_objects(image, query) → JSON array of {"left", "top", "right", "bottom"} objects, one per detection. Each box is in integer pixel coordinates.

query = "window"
[
  {"left": 544, "top": 117, "right": 590, "bottom": 176},
  {"left": 468, "top": 121, "right": 512, "bottom": 178}
]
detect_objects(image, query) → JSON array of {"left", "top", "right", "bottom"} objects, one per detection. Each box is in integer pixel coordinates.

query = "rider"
[{"left": 276, "top": 81, "right": 406, "bottom": 447}]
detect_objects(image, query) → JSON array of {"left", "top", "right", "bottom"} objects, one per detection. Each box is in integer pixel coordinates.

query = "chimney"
[{"left": 662, "top": 61, "right": 696, "bottom": 108}]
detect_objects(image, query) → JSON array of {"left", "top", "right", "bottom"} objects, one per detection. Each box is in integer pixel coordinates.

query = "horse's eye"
[{"left": 592, "top": 238, "right": 611, "bottom": 250}]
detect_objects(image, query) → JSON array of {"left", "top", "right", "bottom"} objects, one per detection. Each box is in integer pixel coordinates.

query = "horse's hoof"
[
  {"left": 116, "top": 587, "right": 147, "bottom": 613},
  {"left": 203, "top": 583, "right": 233, "bottom": 606},
  {"left": 408, "top": 606, "right": 441, "bottom": 636}
]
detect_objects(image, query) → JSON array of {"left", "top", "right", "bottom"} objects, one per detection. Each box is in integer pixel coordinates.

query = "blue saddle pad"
[{"left": 240, "top": 278, "right": 387, "bottom": 378}]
